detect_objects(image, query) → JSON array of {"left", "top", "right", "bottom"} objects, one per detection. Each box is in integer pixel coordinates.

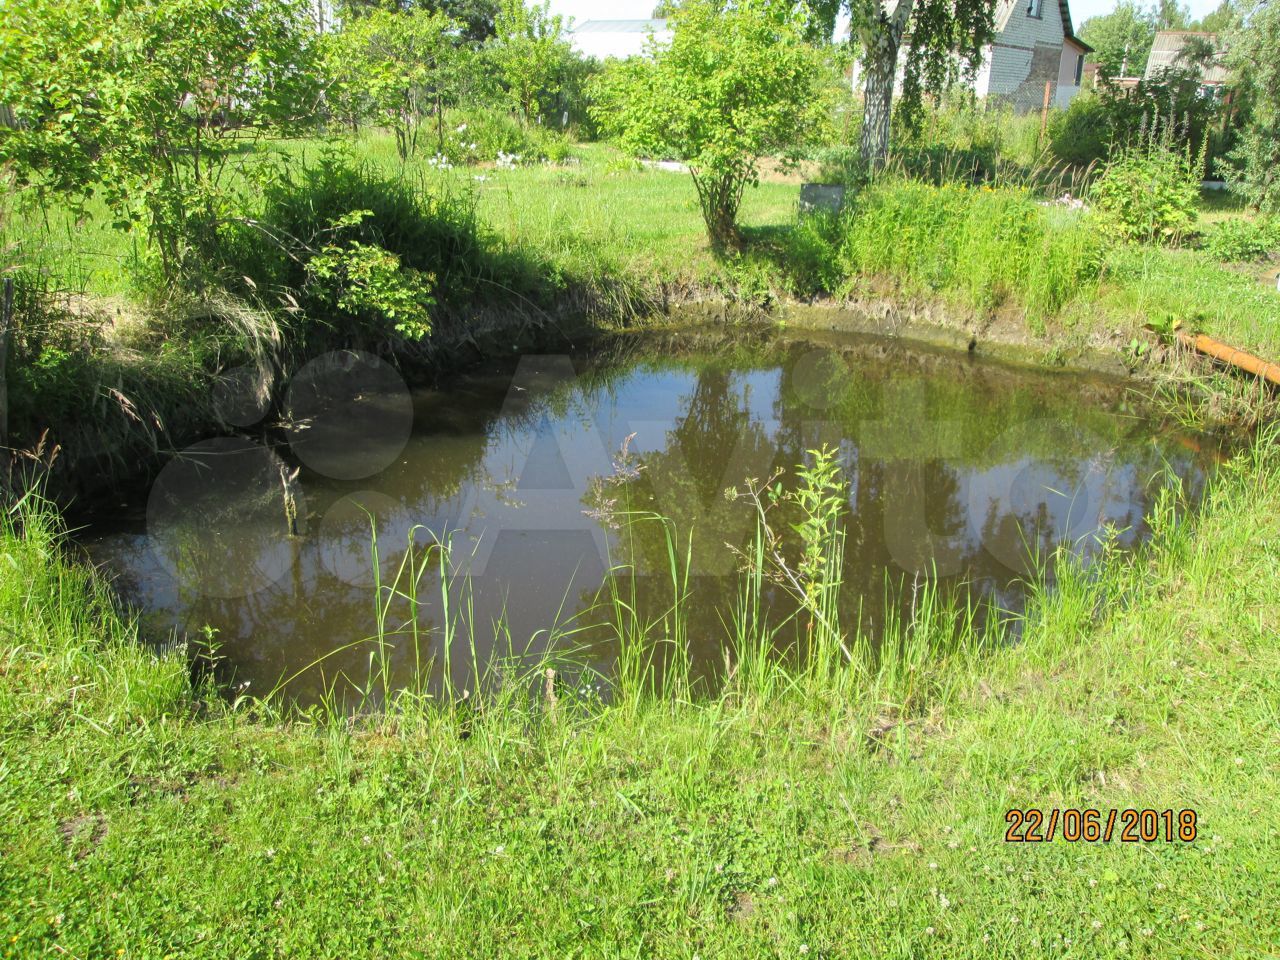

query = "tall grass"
[
  {"left": 0, "top": 491, "right": 193, "bottom": 725},
  {"left": 837, "top": 179, "right": 1102, "bottom": 320}
]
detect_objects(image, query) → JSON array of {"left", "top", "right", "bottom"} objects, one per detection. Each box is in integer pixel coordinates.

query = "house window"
[
  {"left": 1075, "top": 54, "right": 1084, "bottom": 85},
  {"left": 1027, "top": 0, "right": 1043, "bottom": 17}
]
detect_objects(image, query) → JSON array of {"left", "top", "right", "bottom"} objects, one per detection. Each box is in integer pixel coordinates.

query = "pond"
[{"left": 86, "top": 327, "right": 1222, "bottom": 703}]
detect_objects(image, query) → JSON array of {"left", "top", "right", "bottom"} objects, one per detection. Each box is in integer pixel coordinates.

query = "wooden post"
[
  {"left": 0, "top": 277, "right": 12, "bottom": 450},
  {"left": 1040, "top": 81, "right": 1053, "bottom": 145}
]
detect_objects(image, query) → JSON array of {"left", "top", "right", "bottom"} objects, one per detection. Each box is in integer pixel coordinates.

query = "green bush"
[
  {"left": 1049, "top": 94, "right": 1113, "bottom": 168},
  {"left": 1200, "top": 217, "right": 1280, "bottom": 262},
  {"left": 218, "top": 152, "right": 486, "bottom": 340},
  {"left": 442, "top": 108, "right": 573, "bottom": 166},
  {"left": 1047, "top": 70, "right": 1233, "bottom": 175},
  {"left": 1090, "top": 127, "right": 1203, "bottom": 245}
]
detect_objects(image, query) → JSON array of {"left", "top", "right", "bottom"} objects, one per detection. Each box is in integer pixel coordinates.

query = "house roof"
[
  {"left": 1143, "top": 31, "right": 1229, "bottom": 84},
  {"left": 996, "top": 0, "right": 1091, "bottom": 53},
  {"left": 568, "top": 19, "right": 671, "bottom": 61},
  {"left": 1057, "top": 0, "right": 1092, "bottom": 53}
]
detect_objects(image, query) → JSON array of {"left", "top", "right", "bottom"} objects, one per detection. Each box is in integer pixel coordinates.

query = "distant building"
[
  {"left": 849, "top": 0, "right": 1091, "bottom": 114},
  {"left": 1143, "top": 31, "right": 1229, "bottom": 91},
  {"left": 568, "top": 19, "right": 671, "bottom": 61},
  {"left": 971, "top": 0, "right": 1092, "bottom": 112}
]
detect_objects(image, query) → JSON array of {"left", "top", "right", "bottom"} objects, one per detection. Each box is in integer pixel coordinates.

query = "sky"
[{"left": 546, "top": 0, "right": 1224, "bottom": 30}]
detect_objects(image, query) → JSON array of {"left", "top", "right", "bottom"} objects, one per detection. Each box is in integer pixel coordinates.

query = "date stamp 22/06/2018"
[{"left": 1004, "top": 808, "right": 1198, "bottom": 843}]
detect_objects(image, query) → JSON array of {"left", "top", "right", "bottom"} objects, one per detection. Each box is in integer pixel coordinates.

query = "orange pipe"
[{"left": 1178, "top": 332, "right": 1280, "bottom": 388}]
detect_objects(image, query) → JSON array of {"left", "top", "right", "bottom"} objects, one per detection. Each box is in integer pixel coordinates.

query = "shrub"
[
  {"left": 218, "top": 152, "right": 485, "bottom": 340},
  {"left": 1090, "top": 123, "right": 1204, "bottom": 245},
  {"left": 442, "top": 107, "right": 573, "bottom": 166},
  {"left": 1200, "top": 217, "right": 1280, "bottom": 262},
  {"left": 305, "top": 213, "right": 436, "bottom": 341},
  {"left": 1049, "top": 94, "right": 1112, "bottom": 168},
  {"left": 592, "top": 0, "right": 828, "bottom": 252}
]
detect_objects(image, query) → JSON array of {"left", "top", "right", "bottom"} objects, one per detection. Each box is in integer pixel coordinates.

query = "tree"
[
  {"left": 487, "top": 0, "right": 575, "bottom": 125},
  {"left": 1153, "top": 0, "right": 1190, "bottom": 28},
  {"left": 1079, "top": 1, "right": 1156, "bottom": 78},
  {"left": 337, "top": 0, "right": 500, "bottom": 44},
  {"left": 323, "top": 8, "right": 464, "bottom": 160},
  {"left": 846, "top": 0, "right": 997, "bottom": 168},
  {"left": 592, "top": 0, "right": 828, "bottom": 251},
  {"left": 1223, "top": 0, "right": 1280, "bottom": 212},
  {"left": 0, "top": 0, "right": 320, "bottom": 280},
  {"left": 1191, "top": 0, "right": 1239, "bottom": 32}
]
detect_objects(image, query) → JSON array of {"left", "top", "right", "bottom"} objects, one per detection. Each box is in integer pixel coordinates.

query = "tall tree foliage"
[
  {"left": 323, "top": 8, "right": 465, "bottom": 160},
  {"left": 1079, "top": 1, "right": 1156, "bottom": 79},
  {"left": 847, "top": 0, "right": 997, "bottom": 167},
  {"left": 0, "top": 0, "right": 320, "bottom": 279},
  {"left": 592, "top": 0, "right": 828, "bottom": 251},
  {"left": 1192, "top": 0, "right": 1239, "bottom": 32},
  {"left": 1224, "top": 0, "right": 1280, "bottom": 212},
  {"left": 486, "top": 0, "right": 574, "bottom": 125},
  {"left": 336, "top": 0, "right": 499, "bottom": 43}
]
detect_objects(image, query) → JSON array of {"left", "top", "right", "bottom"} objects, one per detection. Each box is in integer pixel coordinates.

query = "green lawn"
[{"left": 8, "top": 133, "right": 1277, "bottom": 367}]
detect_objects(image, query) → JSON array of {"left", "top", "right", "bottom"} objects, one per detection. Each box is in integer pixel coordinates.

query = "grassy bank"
[
  {"left": 6, "top": 137, "right": 1278, "bottom": 485},
  {"left": 1, "top": 430, "right": 1277, "bottom": 957}
]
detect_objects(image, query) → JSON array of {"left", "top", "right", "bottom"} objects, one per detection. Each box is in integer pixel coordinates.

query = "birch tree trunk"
[
  {"left": 858, "top": 38, "right": 898, "bottom": 169},
  {"left": 857, "top": 0, "right": 915, "bottom": 170}
]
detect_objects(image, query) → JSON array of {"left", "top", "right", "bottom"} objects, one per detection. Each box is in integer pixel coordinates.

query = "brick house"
[{"left": 971, "top": 0, "right": 1092, "bottom": 112}]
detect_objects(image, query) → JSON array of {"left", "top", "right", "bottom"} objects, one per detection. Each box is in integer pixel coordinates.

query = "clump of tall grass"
[
  {"left": 217, "top": 150, "right": 553, "bottom": 345},
  {"left": 0, "top": 492, "right": 193, "bottom": 724},
  {"left": 837, "top": 179, "right": 1103, "bottom": 320}
]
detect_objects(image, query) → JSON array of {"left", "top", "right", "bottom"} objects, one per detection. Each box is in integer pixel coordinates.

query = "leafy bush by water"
[
  {"left": 218, "top": 152, "right": 494, "bottom": 341},
  {"left": 1200, "top": 217, "right": 1280, "bottom": 263},
  {"left": 1090, "top": 120, "right": 1205, "bottom": 246}
]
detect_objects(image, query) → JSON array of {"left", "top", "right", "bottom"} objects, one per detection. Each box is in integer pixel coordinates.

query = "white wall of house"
[
  {"left": 853, "top": 1, "right": 1088, "bottom": 115},
  {"left": 977, "top": 0, "right": 1075, "bottom": 113}
]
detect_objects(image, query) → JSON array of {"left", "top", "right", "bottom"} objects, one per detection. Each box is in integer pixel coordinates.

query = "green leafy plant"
[
  {"left": 1223, "top": 0, "right": 1280, "bottom": 213},
  {"left": 1143, "top": 310, "right": 1183, "bottom": 343},
  {"left": 591, "top": 0, "right": 828, "bottom": 252},
  {"left": 305, "top": 213, "right": 436, "bottom": 341},
  {"left": 486, "top": 0, "right": 575, "bottom": 126},
  {"left": 441, "top": 107, "right": 571, "bottom": 165},
  {"left": 0, "top": 0, "right": 320, "bottom": 281},
  {"left": 322, "top": 7, "right": 466, "bottom": 163},
  {"left": 1090, "top": 117, "right": 1205, "bottom": 245},
  {"left": 1201, "top": 217, "right": 1279, "bottom": 262}
]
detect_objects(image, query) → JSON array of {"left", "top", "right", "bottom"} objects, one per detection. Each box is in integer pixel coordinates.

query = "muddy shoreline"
[{"left": 33, "top": 289, "right": 1148, "bottom": 509}]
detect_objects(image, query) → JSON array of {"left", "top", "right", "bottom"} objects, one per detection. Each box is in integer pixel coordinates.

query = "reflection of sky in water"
[{"left": 85, "top": 337, "right": 1216, "bottom": 702}]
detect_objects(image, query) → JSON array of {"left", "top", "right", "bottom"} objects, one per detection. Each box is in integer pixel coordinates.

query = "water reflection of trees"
[{"left": 90, "top": 332, "right": 1218, "bottom": 704}]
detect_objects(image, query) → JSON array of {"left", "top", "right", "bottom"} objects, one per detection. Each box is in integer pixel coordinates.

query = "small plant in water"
[{"left": 726, "top": 444, "right": 851, "bottom": 666}]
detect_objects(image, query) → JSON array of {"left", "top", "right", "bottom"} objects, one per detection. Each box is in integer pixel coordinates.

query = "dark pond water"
[{"left": 86, "top": 328, "right": 1221, "bottom": 702}]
